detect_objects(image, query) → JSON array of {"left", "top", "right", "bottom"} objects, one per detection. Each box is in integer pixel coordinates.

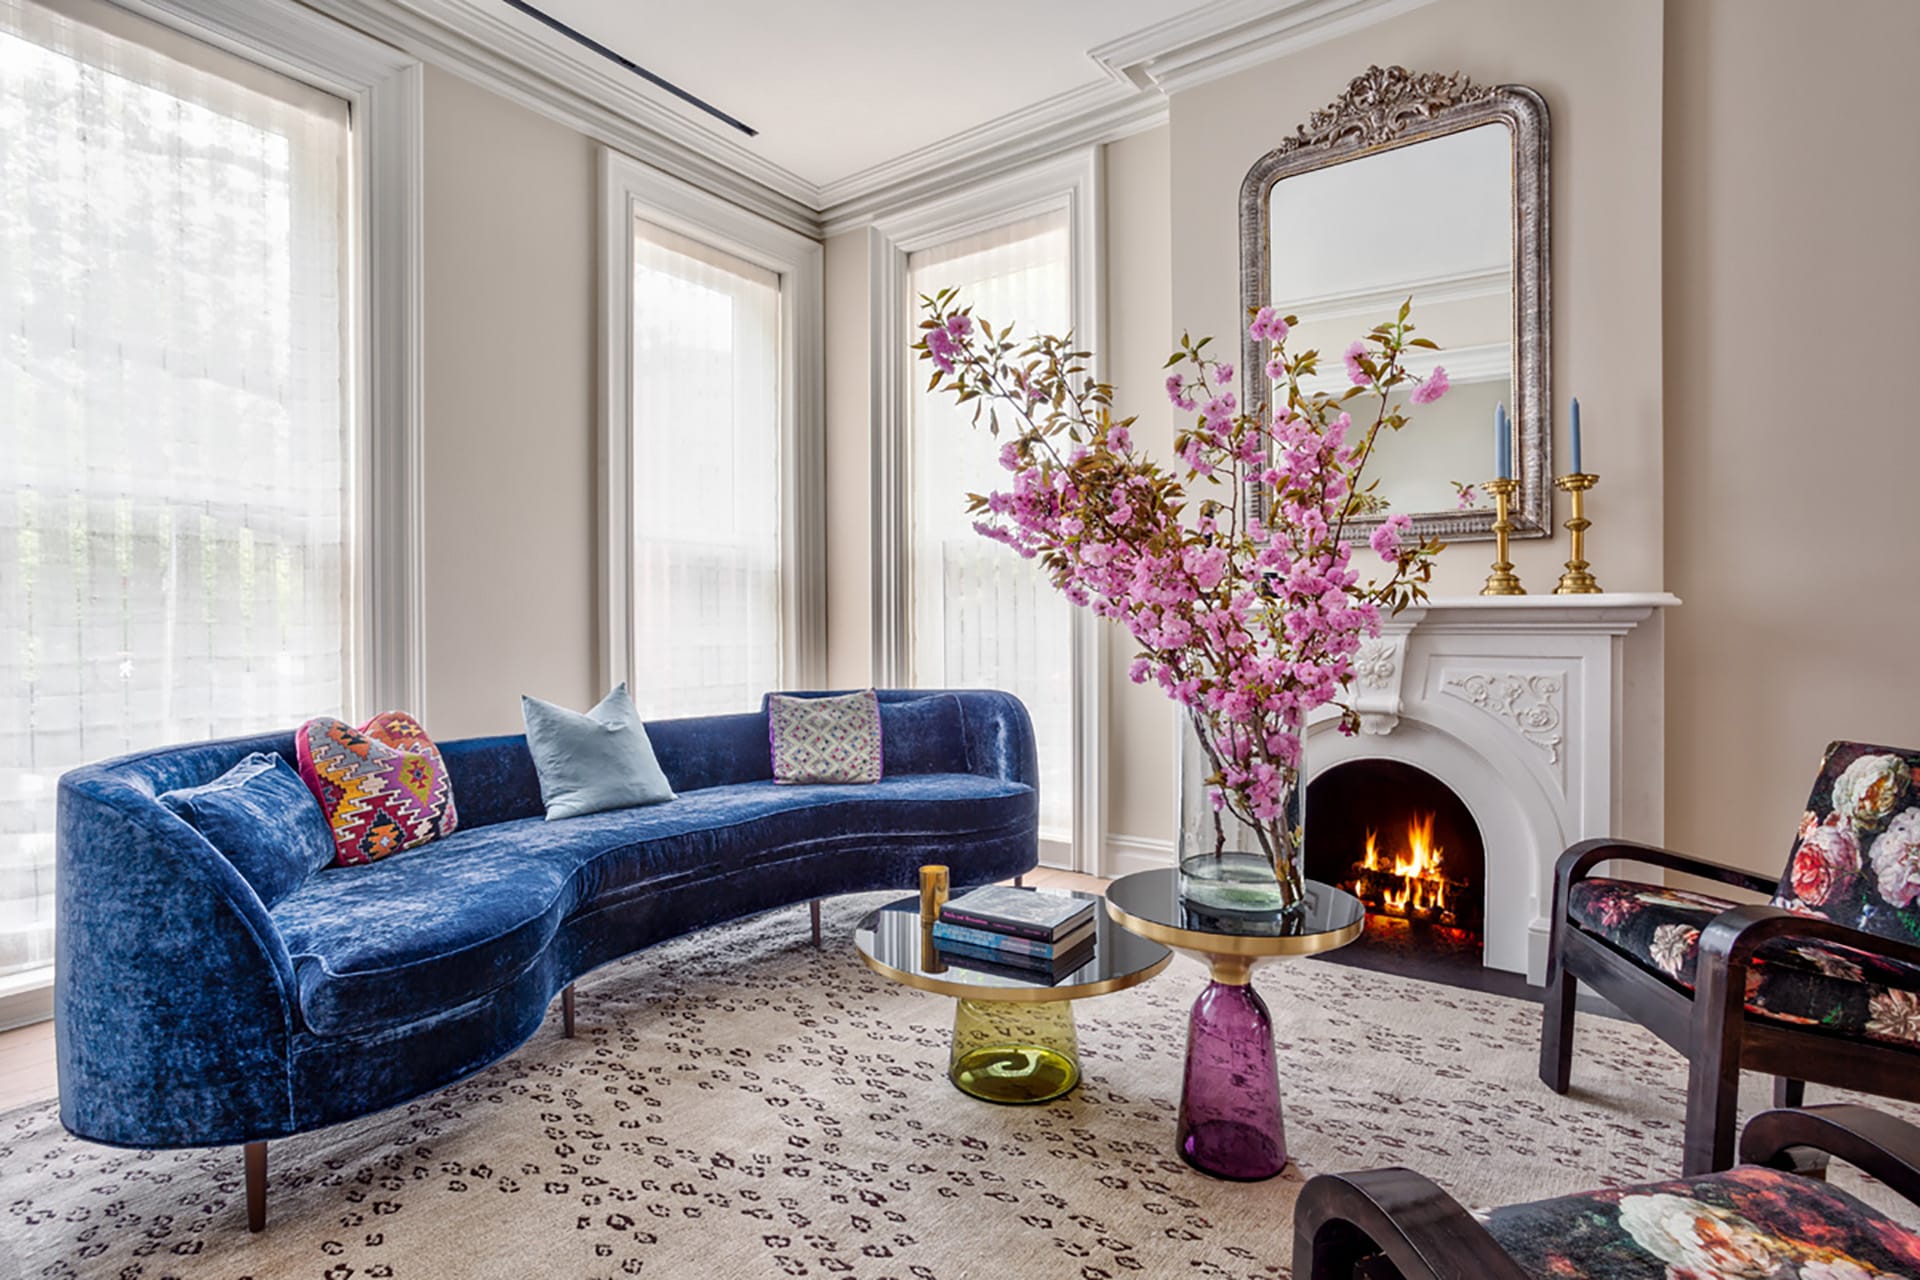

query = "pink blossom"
[
  {"left": 1106, "top": 424, "right": 1131, "bottom": 452},
  {"left": 925, "top": 326, "right": 958, "bottom": 374},
  {"left": 1216, "top": 363, "right": 1234, "bottom": 382},
  {"left": 944, "top": 313, "right": 973, "bottom": 340},
  {"left": 1166, "top": 374, "right": 1196, "bottom": 411},
  {"left": 1410, "top": 365, "right": 1449, "bottom": 405},
  {"left": 1369, "top": 513, "right": 1413, "bottom": 563},
  {"left": 1344, "top": 341, "right": 1371, "bottom": 386},
  {"left": 1249, "top": 307, "right": 1289, "bottom": 344}
]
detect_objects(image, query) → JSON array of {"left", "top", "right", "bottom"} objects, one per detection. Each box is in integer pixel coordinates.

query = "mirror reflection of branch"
[
  {"left": 1450, "top": 480, "right": 1483, "bottom": 510},
  {"left": 916, "top": 293, "right": 1451, "bottom": 901}
]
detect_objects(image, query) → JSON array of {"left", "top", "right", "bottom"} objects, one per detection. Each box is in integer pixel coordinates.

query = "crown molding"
[
  {"left": 294, "top": 0, "right": 821, "bottom": 234},
  {"left": 1091, "top": 0, "right": 1443, "bottom": 98},
  {"left": 282, "top": 0, "right": 1436, "bottom": 239}
]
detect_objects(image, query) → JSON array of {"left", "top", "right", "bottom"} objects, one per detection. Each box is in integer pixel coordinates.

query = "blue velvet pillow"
[
  {"left": 522, "top": 683, "right": 676, "bottom": 820},
  {"left": 879, "top": 694, "right": 971, "bottom": 776},
  {"left": 159, "top": 752, "right": 333, "bottom": 907}
]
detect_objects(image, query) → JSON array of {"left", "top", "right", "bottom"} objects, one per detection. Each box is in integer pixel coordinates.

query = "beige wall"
[
  {"left": 823, "top": 229, "right": 876, "bottom": 689},
  {"left": 421, "top": 65, "right": 599, "bottom": 737},
  {"left": 1663, "top": 0, "right": 1920, "bottom": 874},
  {"left": 1102, "top": 126, "right": 1179, "bottom": 851}
]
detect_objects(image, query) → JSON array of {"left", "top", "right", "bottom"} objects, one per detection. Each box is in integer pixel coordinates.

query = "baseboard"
[
  {"left": 1104, "top": 834, "right": 1175, "bottom": 878},
  {"left": 0, "top": 971, "right": 53, "bottom": 1032}
]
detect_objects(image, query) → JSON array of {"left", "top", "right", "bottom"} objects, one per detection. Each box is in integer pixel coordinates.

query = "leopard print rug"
[{"left": 2, "top": 894, "right": 1911, "bottom": 1279}]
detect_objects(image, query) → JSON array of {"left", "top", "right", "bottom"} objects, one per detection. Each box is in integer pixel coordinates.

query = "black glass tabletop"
[
  {"left": 1104, "top": 869, "right": 1365, "bottom": 957},
  {"left": 854, "top": 890, "right": 1172, "bottom": 1002}
]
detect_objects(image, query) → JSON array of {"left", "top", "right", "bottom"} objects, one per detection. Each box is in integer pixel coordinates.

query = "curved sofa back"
[{"left": 55, "top": 687, "right": 1035, "bottom": 1150}]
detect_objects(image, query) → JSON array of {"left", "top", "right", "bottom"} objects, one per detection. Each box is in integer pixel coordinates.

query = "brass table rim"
[
  {"left": 1102, "top": 889, "right": 1364, "bottom": 959},
  {"left": 854, "top": 916, "right": 1172, "bottom": 1004}
]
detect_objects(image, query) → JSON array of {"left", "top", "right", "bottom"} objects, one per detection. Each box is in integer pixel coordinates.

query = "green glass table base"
[{"left": 948, "top": 997, "right": 1080, "bottom": 1104}]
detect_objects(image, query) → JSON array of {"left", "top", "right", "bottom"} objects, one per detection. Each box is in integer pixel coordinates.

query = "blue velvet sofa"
[{"left": 55, "top": 689, "right": 1036, "bottom": 1229}]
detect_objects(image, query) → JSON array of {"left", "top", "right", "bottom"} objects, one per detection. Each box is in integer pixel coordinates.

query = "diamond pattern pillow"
[
  {"left": 768, "top": 690, "right": 883, "bottom": 785},
  {"left": 296, "top": 711, "right": 460, "bottom": 866}
]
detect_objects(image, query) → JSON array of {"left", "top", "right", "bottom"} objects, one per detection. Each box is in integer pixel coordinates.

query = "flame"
[{"left": 1356, "top": 812, "right": 1449, "bottom": 917}]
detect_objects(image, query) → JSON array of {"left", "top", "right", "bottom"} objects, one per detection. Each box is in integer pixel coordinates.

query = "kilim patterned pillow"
[
  {"left": 296, "top": 711, "right": 460, "bottom": 866},
  {"left": 768, "top": 690, "right": 883, "bottom": 785}
]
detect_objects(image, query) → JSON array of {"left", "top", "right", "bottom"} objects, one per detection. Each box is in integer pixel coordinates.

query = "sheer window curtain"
[
  {"left": 0, "top": 0, "right": 352, "bottom": 982},
  {"left": 907, "top": 211, "right": 1075, "bottom": 847},
  {"left": 629, "top": 218, "right": 783, "bottom": 719}
]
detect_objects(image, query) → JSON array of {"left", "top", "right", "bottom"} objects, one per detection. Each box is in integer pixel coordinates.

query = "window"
[
  {"left": 906, "top": 211, "right": 1077, "bottom": 854},
  {"left": 600, "top": 150, "right": 824, "bottom": 722},
  {"left": 628, "top": 220, "right": 784, "bottom": 718},
  {"left": 0, "top": 0, "right": 361, "bottom": 990}
]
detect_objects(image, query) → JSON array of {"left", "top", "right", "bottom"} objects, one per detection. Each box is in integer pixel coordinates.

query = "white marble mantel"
[{"left": 1306, "top": 592, "right": 1680, "bottom": 982}]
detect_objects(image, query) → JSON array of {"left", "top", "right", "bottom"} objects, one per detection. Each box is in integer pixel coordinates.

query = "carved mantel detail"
[
  {"left": 1351, "top": 635, "right": 1408, "bottom": 735},
  {"left": 1441, "top": 671, "right": 1565, "bottom": 765}
]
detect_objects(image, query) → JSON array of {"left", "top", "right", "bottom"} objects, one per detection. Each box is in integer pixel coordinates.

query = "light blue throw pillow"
[{"left": 521, "top": 683, "right": 676, "bottom": 821}]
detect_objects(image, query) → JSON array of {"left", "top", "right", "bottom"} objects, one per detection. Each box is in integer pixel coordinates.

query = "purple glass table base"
[{"left": 1176, "top": 979, "right": 1287, "bottom": 1181}]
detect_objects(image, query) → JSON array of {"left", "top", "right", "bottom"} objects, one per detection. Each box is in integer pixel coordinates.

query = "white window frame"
[
  {"left": 868, "top": 149, "right": 1106, "bottom": 874},
  {"left": 598, "top": 147, "right": 826, "bottom": 699},
  {"left": 0, "top": 0, "right": 425, "bottom": 1030}
]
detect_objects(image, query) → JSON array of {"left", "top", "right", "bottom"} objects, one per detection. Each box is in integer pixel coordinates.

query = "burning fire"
[{"left": 1354, "top": 811, "right": 1461, "bottom": 922}]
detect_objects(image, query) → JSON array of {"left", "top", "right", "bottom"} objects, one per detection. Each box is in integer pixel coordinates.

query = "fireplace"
[{"left": 1306, "top": 759, "right": 1485, "bottom": 957}]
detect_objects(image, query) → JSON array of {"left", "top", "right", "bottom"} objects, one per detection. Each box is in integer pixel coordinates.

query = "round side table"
[
  {"left": 1104, "top": 869, "right": 1363, "bottom": 1181},
  {"left": 854, "top": 892, "right": 1172, "bottom": 1104}
]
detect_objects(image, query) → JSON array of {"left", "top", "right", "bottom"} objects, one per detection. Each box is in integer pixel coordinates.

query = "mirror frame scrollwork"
[{"left": 1239, "top": 65, "right": 1551, "bottom": 542}]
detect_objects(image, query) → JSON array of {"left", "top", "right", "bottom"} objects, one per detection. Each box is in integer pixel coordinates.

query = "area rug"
[{"left": 2, "top": 894, "right": 1913, "bottom": 1280}]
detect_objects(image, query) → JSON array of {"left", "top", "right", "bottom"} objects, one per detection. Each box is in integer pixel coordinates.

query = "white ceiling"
[{"left": 520, "top": 0, "right": 1210, "bottom": 190}]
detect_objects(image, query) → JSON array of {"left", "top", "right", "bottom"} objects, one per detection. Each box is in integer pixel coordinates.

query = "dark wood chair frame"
[
  {"left": 1538, "top": 838, "right": 1920, "bottom": 1175},
  {"left": 1293, "top": 1103, "right": 1920, "bottom": 1279}
]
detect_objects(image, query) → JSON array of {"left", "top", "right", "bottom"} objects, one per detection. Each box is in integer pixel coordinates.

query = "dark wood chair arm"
[
  {"left": 1554, "top": 838, "right": 1779, "bottom": 900},
  {"left": 1697, "top": 904, "right": 1920, "bottom": 973},
  {"left": 1294, "top": 1169, "right": 1531, "bottom": 1280},
  {"left": 1741, "top": 1104, "right": 1920, "bottom": 1207}
]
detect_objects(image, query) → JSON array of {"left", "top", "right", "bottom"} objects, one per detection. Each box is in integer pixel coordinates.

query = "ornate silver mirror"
[{"left": 1240, "top": 66, "right": 1549, "bottom": 541}]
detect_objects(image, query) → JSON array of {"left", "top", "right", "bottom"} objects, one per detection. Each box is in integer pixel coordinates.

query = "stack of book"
[{"left": 932, "top": 886, "right": 1097, "bottom": 982}]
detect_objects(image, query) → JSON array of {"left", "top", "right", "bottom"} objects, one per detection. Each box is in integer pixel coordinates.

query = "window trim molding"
[
  {"left": 867, "top": 149, "right": 1107, "bottom": 874},
  {"left": 113, "top": 0, "right": 428, "bottom": 721},
  {"left": 0, "top": 0, "right": 425, "bottom": 1024},
  {"left": 598, "top": 147, "right": 827, "bottom": 700}
]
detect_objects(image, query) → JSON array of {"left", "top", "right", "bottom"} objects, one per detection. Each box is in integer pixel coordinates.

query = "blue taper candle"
[
  {"left": 1496, "top": 403, "right": 1510, "bottom": 479},
  {"left": 1571, "top": 397, "right": 1583, "bottom": 474}
]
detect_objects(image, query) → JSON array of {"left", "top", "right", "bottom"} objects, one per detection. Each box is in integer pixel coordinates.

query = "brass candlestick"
[
  {"left": 1553, "top": 473, "right": 1603, "bottom": 594},
  {"left": 1479, "top": 477, "right": 1525, "bottom": 596}
]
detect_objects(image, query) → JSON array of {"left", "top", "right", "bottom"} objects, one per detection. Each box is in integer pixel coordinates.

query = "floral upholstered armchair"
[
  {"left": 1540, "top": 741, "right": 1920, "bottom": 1174},
  {"left": 1293, "top": 1103, "right": 1920, "bottom": 1279}
]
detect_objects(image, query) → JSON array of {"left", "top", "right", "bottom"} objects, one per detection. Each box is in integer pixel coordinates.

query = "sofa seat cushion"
[
  {"left": 273, "top": 772, "right": 1032, "bottom": 1036},
  {"left": 1479, "top": 1164, "right": 1920, "bottom": 1278},
  {"left": 1568, "top": 877, "right": 1920, "bottom": 1047}
]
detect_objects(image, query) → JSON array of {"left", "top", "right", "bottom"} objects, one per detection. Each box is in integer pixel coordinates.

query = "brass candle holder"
[
  {"left": 1553, "top": 473, "right": 1603, "bottom": 594},
  {"left": 1479, "top": 477, "right": 1525, "bottom": 596}
]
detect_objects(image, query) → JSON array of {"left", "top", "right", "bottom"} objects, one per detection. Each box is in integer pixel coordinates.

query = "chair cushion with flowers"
[
  {"left": 1479, "top": 1164, "right": 1920, "bottom": 1279},
  {"left": 1568, "top": 877, "right": 1920, "bottom": 1049},
  {"left": 1775, "top": 743, "right": 1920, "bottom": 944}
]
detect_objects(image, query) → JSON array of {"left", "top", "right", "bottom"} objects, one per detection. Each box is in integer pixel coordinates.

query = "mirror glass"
[{"left": 1267, "top": 123, "right": 1512, "bottom": 518}]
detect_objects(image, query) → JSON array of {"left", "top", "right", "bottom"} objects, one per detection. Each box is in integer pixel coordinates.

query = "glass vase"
[
  {"left": 1176, "top": 979, "right": 1287, "bottom": 1180},
  {"left": 1176, "top": 715, "right": 1306, "bottom": 916}
]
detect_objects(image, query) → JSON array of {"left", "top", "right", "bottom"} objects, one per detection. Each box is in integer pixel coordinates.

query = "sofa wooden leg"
[
  {"left": 562, "top": 984, "right": 575, "bottom": 1039},
  {"left": 1014, "top": 875, "right": 1024, "bottom": 887},
  {"left": 810, "top": 899, "right": 822, "bottom": 947},
  {"left": 1538, "top": 950, "right": 1578, "bottom": 1094},
  {"left": 244, "top": 1141, "right": 267, "bottom": 1233},
  {"left": 1774, "top": 1076, "right": 1806, "bottom": 1108}
]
